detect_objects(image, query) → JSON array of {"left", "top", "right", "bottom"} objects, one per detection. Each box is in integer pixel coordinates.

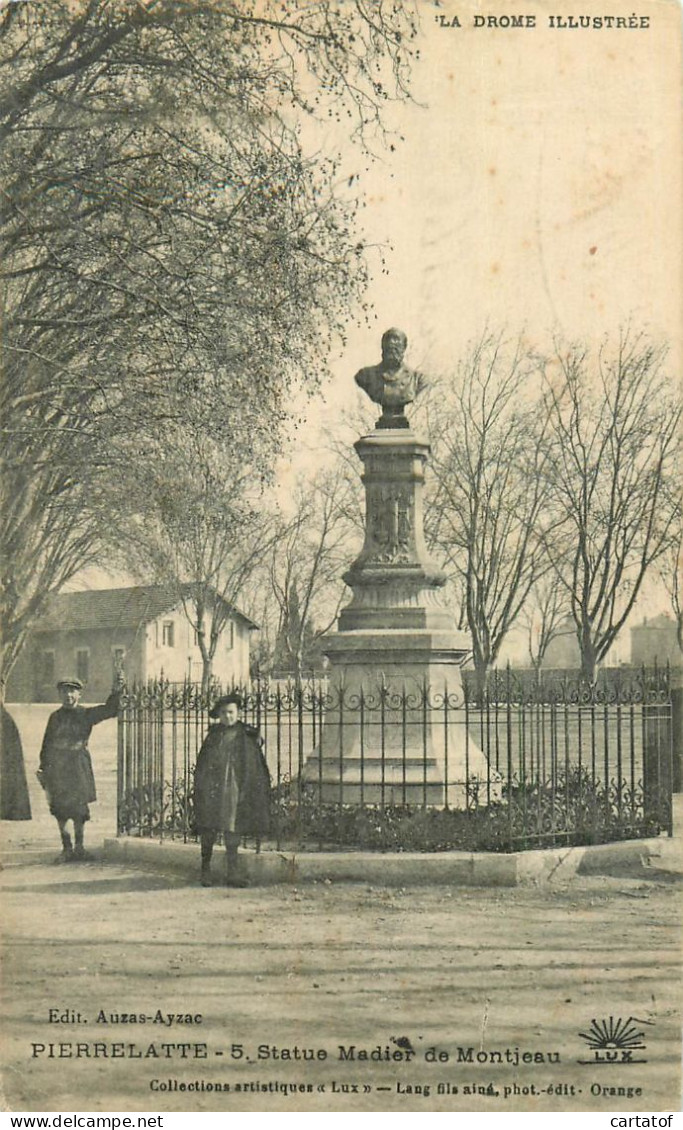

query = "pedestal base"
[{"left": 302, "top": 631, "right": 501, "bottom": 808}]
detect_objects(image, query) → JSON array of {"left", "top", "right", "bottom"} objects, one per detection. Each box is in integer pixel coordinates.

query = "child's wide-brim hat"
[{"left": 209, "top": 693, "right": 243, "bottom": 718}]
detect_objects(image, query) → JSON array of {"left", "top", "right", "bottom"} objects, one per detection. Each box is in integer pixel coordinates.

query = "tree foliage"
[
  {"left": 264, "top": 466, "right": 359, "bottom": 677},
  {"left": 0, "top": 0, "right": 418, "bottom": 694},
  {"left": 519, "top": 574, "right": 572, "bottom": 672},
  {"left": 426, "top": 334, "right": 551, "bottom": 693},
  {"left": 540, "top": 332, "right": 681, "bottom": 681},
  {"left": 658, "top": 523, "right": 683, "bottom": 654},
  {"left": 108, "top": 422, "right": 280, "bottom": 692}
]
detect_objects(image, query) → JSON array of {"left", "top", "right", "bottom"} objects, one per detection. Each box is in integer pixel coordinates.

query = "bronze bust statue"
[{"left": 355, "top": 328, "right": 427, "bottom": 428}]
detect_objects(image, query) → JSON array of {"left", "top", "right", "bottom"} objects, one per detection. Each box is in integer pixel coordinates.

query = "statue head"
[{"left": 381, "top": 327, "right": 408, "bottom": 371}]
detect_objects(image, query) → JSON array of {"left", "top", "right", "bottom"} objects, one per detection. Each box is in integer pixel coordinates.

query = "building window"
[
  {"left": 39, "top": 650, "right": 55, "bottom": 684},
  {"left": 162, "top": 621, "right": 175, "bottom": 648},
  {"left": 75, "top": 648, "right": 89, "bottom": 684},
  {"left": 112, "top": 647, "right": 125, "bottom": 677},
  {"left": 226, "top": 621, "right": 235, "bottom": 650}
]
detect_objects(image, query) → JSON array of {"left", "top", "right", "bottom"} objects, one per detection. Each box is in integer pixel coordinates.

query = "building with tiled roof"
[{"left": 6, "top": 585, "right": 257, "bottom": 702}]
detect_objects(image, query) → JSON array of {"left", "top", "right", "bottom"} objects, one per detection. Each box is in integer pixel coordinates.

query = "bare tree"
[
  {"left": 264, "top": 467, "right": 360, "bottom": 679},
  {"left": 426, "top": 333, "right": 551, "bottom": 696},
  {"left": 540, "top": 331, "right": 681, "bottom": 682},
  {"left": 657, "top": 507, "right": 683, "bottom": 654},
  {"left": 520, "top": 574, "right": 573, "bottom": 672},
  {"left": 0, "top": 468, "right": 101, "bottom": 692},
  {"left": 105, "top": 422, "right": 280, "bottom": 693}
]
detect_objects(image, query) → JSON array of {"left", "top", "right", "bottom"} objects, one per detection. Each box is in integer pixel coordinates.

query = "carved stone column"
[
  {"left": 338, "top": 430, "right": 453, "bottom": 633},
  {"left": 303, "top": 425, "right": 498, "bottom": 807}
]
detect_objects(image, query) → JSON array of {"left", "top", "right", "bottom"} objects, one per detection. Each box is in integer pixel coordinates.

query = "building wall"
[
  {"left": 6, "top": 604, "right": 253, "bottom": 702},
  {"left": 6, "top": 627, "right": 143, "bottom": 703},
  {"left": 631, "top": 618, "right": 681, "bottom": 667},
  {"left": 5, "top": 646, "right": 36, "bottom": 702},
  {"left": 138, "top": 610, "right": 251, "bottom": 686}
]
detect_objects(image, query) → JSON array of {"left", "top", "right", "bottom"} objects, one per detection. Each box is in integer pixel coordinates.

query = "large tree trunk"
[
  {"left": 472, "top": 654, "right": 491, "bottom": 705},
  {"left": 196, "top": 624, "right": 215, "bottom": 696},
  {"left": 200, "top": 658, "right": 213, "bottom": 697},
  {"left": 579, "top": 634, "right": 598, "bottom": 684},
  {"left": 0, "top": 637, "right": 26, "bottom": 709}
]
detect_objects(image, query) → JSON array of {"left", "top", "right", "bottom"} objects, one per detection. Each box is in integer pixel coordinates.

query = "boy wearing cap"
[
  {"left": 193, "top": 693, "right": 271, "bottom": 888},
  {"left": 37, "top": 678, "right": 121, "bottom": 862}
]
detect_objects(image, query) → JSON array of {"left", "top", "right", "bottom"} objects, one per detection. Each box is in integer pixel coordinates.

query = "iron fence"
[{"left": 117, "top": 666, "right": 673, "bottom": 852}]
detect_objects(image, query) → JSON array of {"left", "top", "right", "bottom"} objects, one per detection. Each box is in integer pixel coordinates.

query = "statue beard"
[{"left": 383, "top": 347, "right": 404, "bottom": 370}]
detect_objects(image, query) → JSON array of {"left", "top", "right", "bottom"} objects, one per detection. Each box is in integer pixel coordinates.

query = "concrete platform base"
[{"left": 80, "top": 831, "right": 683, "bottom": 887}]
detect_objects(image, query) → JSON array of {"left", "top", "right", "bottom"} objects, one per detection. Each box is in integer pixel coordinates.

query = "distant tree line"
[
  {"left": 241, "top": 328, "right": 681, "bottom": 692},
  {"left": 424, "top": 330, "right": 681, "bottom": 690}
]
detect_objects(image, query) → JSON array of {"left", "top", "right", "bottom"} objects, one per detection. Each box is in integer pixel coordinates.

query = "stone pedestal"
[{"left": 303, "top": 427, "right": 498, "bottom": 806}]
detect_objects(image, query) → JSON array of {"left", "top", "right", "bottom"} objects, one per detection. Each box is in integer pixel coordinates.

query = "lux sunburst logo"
[{"left": 577, "top": 1016, "right": 650, "bottom": 1065}]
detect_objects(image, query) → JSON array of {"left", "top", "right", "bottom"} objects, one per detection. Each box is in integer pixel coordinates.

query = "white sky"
[
  {"left": 297, "top": 0, "right": 681, "bottom": 436},
  {"left": 82, "top": 0, "right": 682, "bottom": 656}
]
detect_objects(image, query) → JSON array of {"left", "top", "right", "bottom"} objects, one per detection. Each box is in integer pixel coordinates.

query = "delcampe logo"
[{"left": 577, "top": 1016, "right": 650, "bottom": 1065}]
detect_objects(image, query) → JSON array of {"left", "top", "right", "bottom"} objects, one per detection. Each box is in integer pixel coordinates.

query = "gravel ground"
[{"left": 0, "top": 859, "right": 680, "bottom": 1114}]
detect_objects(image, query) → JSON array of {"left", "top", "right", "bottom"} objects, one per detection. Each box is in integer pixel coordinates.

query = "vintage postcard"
[{"left": 1, "top": 0, "right": 681, "bottom": 1118}]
